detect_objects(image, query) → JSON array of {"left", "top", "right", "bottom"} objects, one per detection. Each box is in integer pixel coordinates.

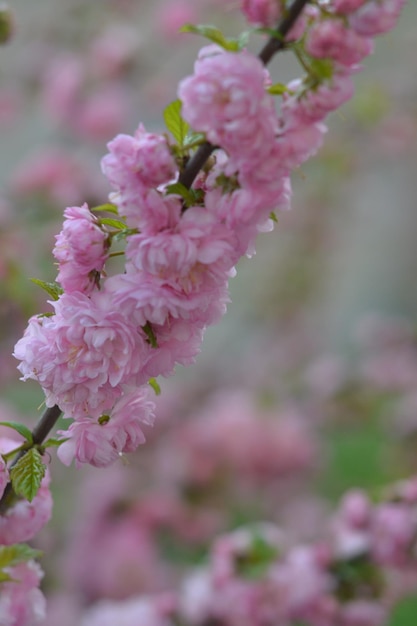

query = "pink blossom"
[
  {"left": 116, "top": 188, "right": 182, "bottom": 232},
  {"left": 14, "top": 291, "right": 148, "bottom": 417},
  {"left": 101, "top": 124, "right": 177, "bottom": 194},
  {"left": 306, "top": 18, "right": 374, "bottom": 67},
  {"left": 276, "top": 118, "right": 327, "bottom": 169},
  {"left": 0, "top": 560, "right": 46, "bottom": 626},
  {"left": 240, "top": 0, "right": 283, "bottom": 28},
  {"left": 349, "top": 0, "right": 407, "bottom": 36},
  {"left": 53, "top": 203, "right": 109, "bottom": 293},
  {"left": 0, "top": 476, "right": 52, "bottom": 544},
  {"left": 105, "top": 254, "right": 230, "bottom": 329},
  {"left": 110, "top": 387, "right": 155, "bottom": 453},
  {"left": 57, "top": 418, "right": 123, "bottom": 468},
  {"left": 58, "top": 387, "right": 154, "bottom": 467},
  {"left": 178, "top": 47, "right": 277, "bottom": 160},
  {"left": 126, "top": 205, "right": 237, "bottom": 279},
  {"left": 371, "top": 503, "right": 415, "bottom": 566},
  {"left": 333, "top": 0, "right": 368, "bottom": 13},
  {"left": 283, "top": 74, "right": 355, "bottom": 123},
  {"left": 143, "top": 317, "right": 204, "bottom": 378}
]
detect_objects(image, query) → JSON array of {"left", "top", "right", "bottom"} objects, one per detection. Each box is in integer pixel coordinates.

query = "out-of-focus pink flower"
[
  {"left": 11, "top": 149, "right": 90, "bottom": 206},
  {"left": 80, "top": 595, "right": 175, "bottom": 626},
  {"left": 156, "top": 1, "right": 199, "bottom": 38},
  {"left": 76, "top": 85, "right": 130, "bottom": 142},
  {"left": 240, "top": 0, "right": 283, "bottom": 28},
  {"left": 333, "top": 0, "right": 368, "bottom": 13},
  {"left": 306, "top": 18, "right": 374, "bottom": 67},
  {"left": 0, "top": 560, "right": 46, "bottom": 626},
  {"left": 349, "top": 0, "right": 407, "bottom": 36},
  {"left": 89, "top": 25, "right": 141, "bottom": 77}
]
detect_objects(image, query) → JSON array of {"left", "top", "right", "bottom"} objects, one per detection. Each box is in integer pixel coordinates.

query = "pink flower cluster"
[
  {"left": 13, "top": 0, "right": 406, "bottom": 475},
  {"left": 78, "top": 477, "right": 417, "bottom": 626}
]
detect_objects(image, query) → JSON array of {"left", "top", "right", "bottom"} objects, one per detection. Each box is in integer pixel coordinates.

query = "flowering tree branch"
[{"left": 0, "top": 0, "right": 311, "bottom": 513}]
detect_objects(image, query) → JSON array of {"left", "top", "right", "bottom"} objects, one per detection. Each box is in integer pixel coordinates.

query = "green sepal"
[
  {"left": 148, "top": 378, "right": 161, "bottom": 396},
  {"left": 42, "top": 437, "right": 65, "bottom": 448},
  {"left": 9, "top": 448, "right": 46, "bottom": 503},
  {"left": 91, "top": 203, "right": 119, "bottom": 215},
  {"left": 30, "top": 279, "right": 63, "bottom": 301},
  {"left": 269, "top": 211, "right": 278, "bottom": 223},
  {"left": 180, "top": 23, "right": 243, "bottom": 52},
  {"left": 309, "top": 58, "right": 334, "bottom": 81},
  {"left": 0, "top": 422, "right": 33, "bottom": 445},
  {"left": 98, "top": 217, "right": 127, "bottom": 230},
  {"left": 0, "top": 544, "right": 43, "bottom": 570},
  {"left": 267, "top": 83, "right": 288, "bottom": 96},
  {"left": 112, "top": 228, "right": 139, "bottom": 242},
  {"left": 142, "top": 322, "right": 158, "bottom": 348},
  {"left": 184, "top": 131, "right": 206, "bottom": 147},
  {"left": 165, "top": 182, "right": 196, "bottom": 207}
]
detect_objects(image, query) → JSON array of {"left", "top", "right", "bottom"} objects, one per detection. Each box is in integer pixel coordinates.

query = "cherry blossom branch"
[
  {"left": 178, "top": 0, "right": 311, "bottom": 190},
  {"left": 0, "top": 0, "right": 311, "bottom": 515}
]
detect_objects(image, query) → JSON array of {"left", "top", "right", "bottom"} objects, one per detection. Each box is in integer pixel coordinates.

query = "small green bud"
[{"left": 0, "top": 4, "right": 13, "bottom": 45}]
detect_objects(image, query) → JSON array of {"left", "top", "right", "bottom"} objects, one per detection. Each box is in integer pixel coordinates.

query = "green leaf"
[
  {"left": 0, "top": 544, "right": 42, "bottom": 569},
  {"left": 91, "top": 203, "right": 119, "bottom": 215},
  {"left": 165, "top": 182, "right": 195, "bottom": 207},
  {"left": 163, "top": 99, "right": 189, "bottom": 148},
  {"left": 98, "top": 217, "right": 127, "bottom": 230},
  {"left": 180, "top": 23, "right": 241, "bottom": 52},
  {"left": 148, "top": 378, "right": 161, "bottom": 396},
  {"left": 235, "top": 533, "right": 279, "bottom": 580},
  {"left": 267, "top": 83, "right": 288, "bottom": 95},
  {"left": 0, "top": 571, "right": 15, "bottom": 583},
  {"left": 0, "top": 7, "right": 13, "bottom": 45},
  {"left": 30, "top": 279, "right": 63, "bottom": 301},
  {"left": 0, "top": 422, "right": 33, "bottom": 444},
  {"left": 10, "top": 449, "right": 46, "bottom": 503},
  {"left": 142, "top": 322, "right": 158, "bottom": 348}
]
